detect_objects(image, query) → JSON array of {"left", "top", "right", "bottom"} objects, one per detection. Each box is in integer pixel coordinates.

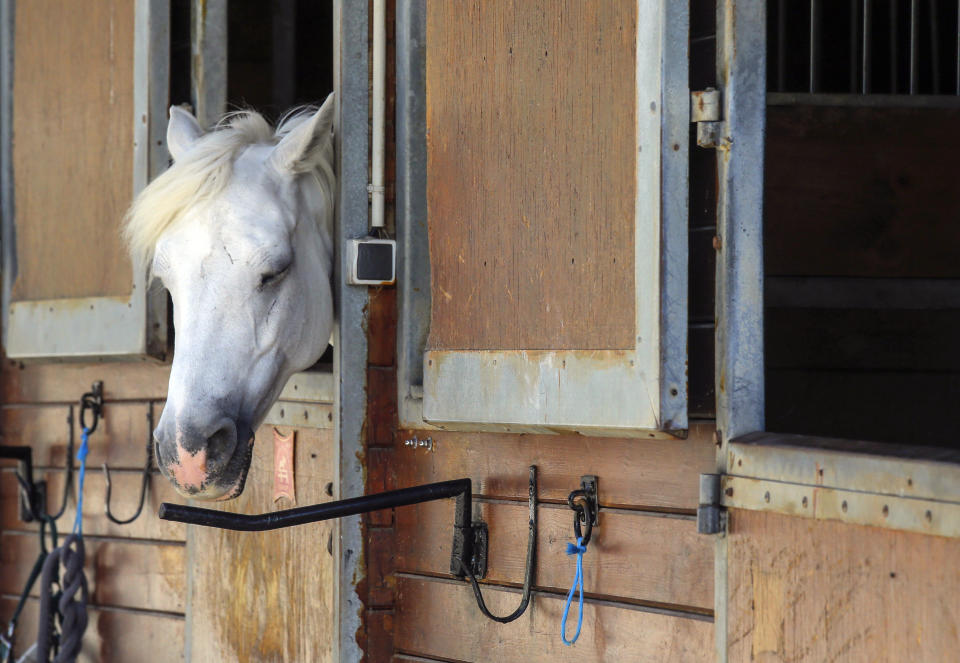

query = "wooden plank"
[
  {"left": 188, "top": 425, "right": 336, "bottom": 663},
  {"left": 1, "top": 361, "right": 170, "bottom": 404},
  {"left": 0, "top": 598, "right": 185, "bottom": 663},
  {"left": 727, "top": 509, "right": 960, "bottom": 662},
  {"left": 0, "top": 531, "right": 185, "bottom": 613},
  {"left": 766, "top": 369, "right": 960, "bottom": 447},
  {"left": 0, "top": 469, "right": 185, "bottom": 541},
  {"left": 396, "top": 576, "right": 713, "bottom": 662},
  {"left": 426, "top": 1, "right": 636, "bottom": 351},
  {"left": 765, "top": 105, "right": 960, "bottom": 278},
  {"left": 11, "top": 0, "right": 135, "bottom": 301},
  {"left": 0, "top": 402, "right": 153, "bottom": 469},
  {"left": 393, "top": 425, "right": 716, "bottom": 512},
  {"left": 395, "top": 500, "right": 712, "bottom": 611}
]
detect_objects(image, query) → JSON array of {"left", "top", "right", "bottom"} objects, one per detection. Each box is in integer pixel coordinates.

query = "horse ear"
[
  {"left": 270, "top": 92, "right": 336, "bottom": 174},
  {"left": 167, "top": 106, "right": 204, "bottom": 162}
]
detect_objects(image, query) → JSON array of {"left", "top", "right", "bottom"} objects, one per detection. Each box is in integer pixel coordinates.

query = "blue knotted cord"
[
  {"left": 72, "top": 427, "right": 90, "bottom": 535},
  {"left": 561, "top": 536, "right": 587, "bottom": 645}
]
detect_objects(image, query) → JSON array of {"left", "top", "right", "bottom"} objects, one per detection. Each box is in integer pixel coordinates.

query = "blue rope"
[
  {"left": 72, "top": 427, "right": 90, "bottom": 535},
  {"left": 561, "top": 536, "right": 587, "bottom": 645}
]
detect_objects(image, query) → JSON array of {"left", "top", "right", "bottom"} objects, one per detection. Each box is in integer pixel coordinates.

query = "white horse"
[{"left": 124, "top": 93, "right": 335, "bottom": 500}]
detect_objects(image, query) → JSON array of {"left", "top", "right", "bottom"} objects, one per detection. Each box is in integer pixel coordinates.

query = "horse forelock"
[{"left": 123, "top": 106, "right": 332, "bottom": 270}]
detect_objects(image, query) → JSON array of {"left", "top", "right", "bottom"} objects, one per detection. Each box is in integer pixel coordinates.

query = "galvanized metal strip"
[
  {"left": 722, "top": 475, "right": 960, "bottom": 539},
  {"left": 715, "top": 2, "right": 768, "bottom": 661},
  {"left": 395, "top": 0, "right": 435, "bottom": 430},
  {"left": 277, "top": 371, "right": 335, "bottom": 404},
  {"left": 262, "top": 401, "right": 334, "bottom": 430},
  {"left": 190, "top": 0, "right": 226, "bottom": 129},
  {"left": 658, "top": 0, "right": 689, "bottom": 433},
  {"left": 728, "top": 434, "right": 960, "bottom": 504},
  {"left": 0, "top": 0, "right": 15, "bottom": 341},
  {"left": 334, "top": 2, "right": 368, "bottom": 661}
]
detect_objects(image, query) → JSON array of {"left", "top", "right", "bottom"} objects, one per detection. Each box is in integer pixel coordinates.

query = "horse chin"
[{"left": 167, "top": 435, "right": 255, "bottom": 501}]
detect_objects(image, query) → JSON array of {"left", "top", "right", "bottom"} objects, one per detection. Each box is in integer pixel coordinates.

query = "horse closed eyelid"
[{"left": 258, "top": 262, "right": 291, "bottom": 289}]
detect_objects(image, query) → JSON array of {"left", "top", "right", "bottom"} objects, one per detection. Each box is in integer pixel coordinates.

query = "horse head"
[{"left": 124, "top": 94, "right": 335, "bottom": 500}]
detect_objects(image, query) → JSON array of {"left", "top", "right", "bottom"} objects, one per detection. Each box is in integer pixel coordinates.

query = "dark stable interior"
[{"left": 764, "top": 1, "right": 960, "bottom": 447}]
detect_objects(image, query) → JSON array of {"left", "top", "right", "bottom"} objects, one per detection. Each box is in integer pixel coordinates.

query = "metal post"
[
  {"left": 890, "top": 0, "right": 899, "bottom": 93},
  {"left": 862, "top": 0, "right": 872, "bottom": 94},
  {"left": 715, "top": 1, "right": 767, "bottom": 660},
  {"left": 850, "top": 0, "right": 859, "bottom": 93},
  {"left": 909, "top": 0, "right": 919, "bottom": 94},
  {"left": 810, "top": 0, "right": 821, "bottom": 92},
  {"left": 334, "top": 2, "right": 369, "bottom": 661},
  {"left": 190, "top": 0, "right": 227, "bottom": 129}
]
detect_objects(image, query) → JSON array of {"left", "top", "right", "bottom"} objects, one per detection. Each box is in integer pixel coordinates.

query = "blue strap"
[
  {"left": 561, "top": 536, "right": 587, "bottom": 645},
  {"left": 72, "top": 427, "right": 90, "bottom": 535}
]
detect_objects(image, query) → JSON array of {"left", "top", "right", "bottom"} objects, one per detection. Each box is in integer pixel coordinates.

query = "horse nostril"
[{"left": 205, "top": 421, "right": 238, "bottom": 470}]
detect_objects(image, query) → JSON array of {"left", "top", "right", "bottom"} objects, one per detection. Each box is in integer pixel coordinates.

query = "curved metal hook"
[
  {"left": 79, "top": 381, "right": 103, "bottom": 435},
  {"left": 459, "top": 465, "right": 538, "bottom": 624},
  {"left": 102, "top": 406, "right": 153, "bottom": 525}
]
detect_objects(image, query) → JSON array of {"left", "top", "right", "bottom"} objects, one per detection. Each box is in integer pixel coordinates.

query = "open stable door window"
[
  {"left": 1, "top": 0, "right": 169, "bottom": 359},
  {"left": 416, "top": 2, "right": 689, "bottom": 436}
]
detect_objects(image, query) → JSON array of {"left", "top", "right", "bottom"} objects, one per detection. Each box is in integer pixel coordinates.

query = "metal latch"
[
  {"left": 691, "top": 88, "right": 723, "bottom": 148},
  {"left": 697, "top": 473, "right": 727, "bottom": 535}
]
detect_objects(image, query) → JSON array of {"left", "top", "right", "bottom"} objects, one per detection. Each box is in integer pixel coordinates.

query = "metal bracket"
[
  {"left": 697, "top": 473, "right": 727, "bottom": 535},
  {"left": 452, "top": 520, "right": 488, "bottom": 579},
  {"left": 691, "top": 88, "right": 724, "bottom": 149},
  {"left": 580, "top": 475, "right": 599, "bottom": 526}
]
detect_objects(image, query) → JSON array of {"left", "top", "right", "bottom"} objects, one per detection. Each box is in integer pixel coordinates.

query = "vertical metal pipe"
[
  {"left": 930, "top": 0, "right": 940, "bottom": 94},
  {"left": 890, "top": 0, "right": 899, "bottom": 92},
  {"left": 778, "top": 0, "right": 787, "bottom": 91},
  {"left": 863, "top": 0, "right": 872, "bottom": 93},
  {"left": 850, "top": 0, "right": 859, "bottom": 92},
  {"left": 810, "top": 0, "right": 821, "bottom": 92},
  {"left": 909, "top": 0, "right": 919, "bottom": 94},
  {"left": 956, "top": 0, "right": 960, "bottom": 94}
]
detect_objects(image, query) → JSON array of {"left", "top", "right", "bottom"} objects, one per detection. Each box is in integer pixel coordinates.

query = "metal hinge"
[
  {"left": 691, "top": 88, "right": 723, "bottom": 148},
  {"left": 697, "top": 473, "right": 727, "bottom": 535}
]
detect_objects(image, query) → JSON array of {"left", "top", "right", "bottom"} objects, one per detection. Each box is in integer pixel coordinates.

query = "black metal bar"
[
  {"left": 159, "top": 478, "right": 472, "bottom": 532},
  {"left": 0, "top": 445, "right": 33, "bottom": 483}
]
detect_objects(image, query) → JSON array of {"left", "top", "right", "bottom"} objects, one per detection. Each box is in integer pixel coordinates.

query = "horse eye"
[{"left": 259, "top": 265, "right": 290, "bottom": 289}]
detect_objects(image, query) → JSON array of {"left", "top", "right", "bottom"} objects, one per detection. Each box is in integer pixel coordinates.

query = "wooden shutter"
[
  {"left": 2, "top": 0, "right": 169, "bottom": 359},
  {"left": 420, "top": 1, "right": 689, "bottom": 436}
]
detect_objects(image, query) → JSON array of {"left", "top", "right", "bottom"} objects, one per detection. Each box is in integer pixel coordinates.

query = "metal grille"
[{"left": 769, "top": 0, "right": 960, "bottom": 95}]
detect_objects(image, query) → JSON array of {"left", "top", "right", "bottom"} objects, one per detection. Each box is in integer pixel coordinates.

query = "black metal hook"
[
  {"left": 102, "top": 405, "right": 154, "bottom": 525},
  {"left": 457, "top": 465, "right": 538, "bottom": 624},
  {"left": 567, "top": 475, "right": 599, "bottom": 547},
  {"left": 79, "top": 381, "right": 103, "bottom": 435}
]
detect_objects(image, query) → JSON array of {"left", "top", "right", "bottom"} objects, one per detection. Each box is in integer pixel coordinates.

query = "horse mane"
[{"left": 123, "top": 107, "right": 333, "bottom": 269}]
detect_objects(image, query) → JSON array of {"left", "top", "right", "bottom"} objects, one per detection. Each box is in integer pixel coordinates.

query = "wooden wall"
[
  {"left": 360, "top": 2, "right": 722, "bottom": 661},
  {"left": 0, "top": 362, "right": 184, "bottom": 663},
  {"left": 727, "top": 509, "right": 960, "bottom": 662}
]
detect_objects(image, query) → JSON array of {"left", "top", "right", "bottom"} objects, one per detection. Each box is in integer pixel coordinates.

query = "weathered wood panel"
[
  {"left": 728, "top": 509, "right": 960, "bottom": 662},
  {"left": 765, "top": 106, "right": 960, "bottom": 279},
  {"left": 394, "top": 426, "right": 715, "bottom": 512},
  {"left": 1, "top": 361, "right": 170, "bottom": 404},
  {"left": 0, "top": 598, "right": 185, "bottom": 663},
  {"left": 0, "top": 532, "right": 185, "bottom": 613},
  {"left": 0, "top": 469, "right": 185, "bottom": 541},
  {"left": 395, "top": 500, "right": 712, "bottom": 611},
  {"left": 426, "top": 0, "right": 636, "bottom": 351},
  {"left": 187, "top": 426, "right": 336, "bottom": 663},
  {"left": 0, "top": 402, "right": 154, "bottom": 469},
  {"left": 396, "top": 576, "right": 713, "bottom": 662},
  {"left": 11, "top": 0, "right": 135, "bottom": 301}
]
